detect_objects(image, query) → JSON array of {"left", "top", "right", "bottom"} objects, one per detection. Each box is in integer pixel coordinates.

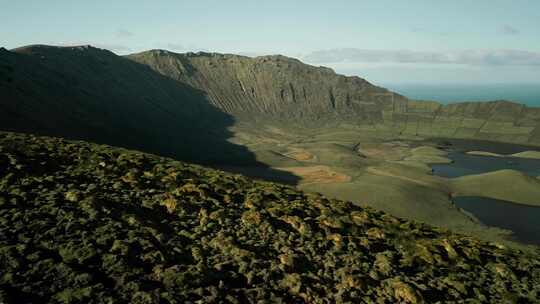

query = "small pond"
[{"left": 431, "top": 151, "right": 540, "bottom": 178}]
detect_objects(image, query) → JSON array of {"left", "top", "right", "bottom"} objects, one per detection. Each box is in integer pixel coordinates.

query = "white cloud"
[
  {"left": 151, "top": 42, "right": 211, "bottom": 53},
  {"left": 236, "top": 51, "right": 268, "bottom": 57},
  {"left": 115, "top": 29, "right": 134, "bottom": 39},
  {"left": 302, "top": 48, "right": 540, "bottom": 66},
  {"left": 165, "top": 43, "right": 186, "bottom": 51},
  {"left": 55, "top": 41, "right": 132, "bottom": 54},
  {"left": 94, "top": 43, "right": 132, "bottom": 53},
  {"left": 498, "top": 25, "right": 519, "bottom": 35}
]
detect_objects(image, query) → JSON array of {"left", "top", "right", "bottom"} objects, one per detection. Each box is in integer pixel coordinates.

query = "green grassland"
[
  {"left": 467, "top": 150, "right": 540, "bottom": 159},
  {"left": 451, "top": 170, "right": 540, "bottom": 206},
  {"left": 229, "top": 124, "right": 540, "bottom": 247}
]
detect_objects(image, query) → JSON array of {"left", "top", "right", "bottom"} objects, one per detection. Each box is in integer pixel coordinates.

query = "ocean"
[{"left": 384, "top": 83, "right": 540, "bottom": 107}]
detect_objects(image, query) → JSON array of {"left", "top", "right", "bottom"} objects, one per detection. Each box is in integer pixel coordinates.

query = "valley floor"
[{"left": 227, "top": 122, "right": 540, "bottom": 249}]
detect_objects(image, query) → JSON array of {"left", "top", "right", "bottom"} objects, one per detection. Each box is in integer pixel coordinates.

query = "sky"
[{"left": 1, "top": 0, "right": 540, "bottom": 84}]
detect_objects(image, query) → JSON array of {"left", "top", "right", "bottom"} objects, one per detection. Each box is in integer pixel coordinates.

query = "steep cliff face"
[
  {"left": 127, "top": 50, "right": 406, "bottom": 124},
  {"left": 128, "top": 50, "right": 540, "bottom": 145},
  {"left": 396, "top": 100, "right": 540, "bottom": 145}
]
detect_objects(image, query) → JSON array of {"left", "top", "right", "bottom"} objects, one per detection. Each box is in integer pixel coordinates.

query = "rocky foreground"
[{"left": 1, "top": 132, "right": 539, "bottom": 303}]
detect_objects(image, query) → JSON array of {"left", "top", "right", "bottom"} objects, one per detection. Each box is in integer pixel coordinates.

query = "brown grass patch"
[
  {"left": 283, "top": 148, "right": 316, "bottom": 162},
  {"left": 288, "top": 151, "right": 314, "bottom": 161},
  {"left": 358, "top": 142, "right": 411, "bottom": 161},
  {"left": 278, "top": 165, "right": 351, "bottom": 185}
]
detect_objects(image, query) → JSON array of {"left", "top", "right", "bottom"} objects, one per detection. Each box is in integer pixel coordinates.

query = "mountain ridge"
[
  {"left": 1, "top": 44, "right": 540, "bottom": 159},
  {"left": 127, "top": 48, "right": 400, "bottom": 122},
  {"left": 126, "top": 47, "right": 540, "bottom": 145}
]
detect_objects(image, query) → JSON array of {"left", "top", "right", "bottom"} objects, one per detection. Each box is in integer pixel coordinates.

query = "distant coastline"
[{"left": 385, "top": 83, "right": 540, "bottom": 107}]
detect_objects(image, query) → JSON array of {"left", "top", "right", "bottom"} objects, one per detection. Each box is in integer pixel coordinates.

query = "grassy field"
[
  {"left": 229, "top": 124, "right": 540, "bottom": 249},
  {"left": 451, "top": 170, "right": 540, "bottom": 206},
  {"left": 467, "top": 150, "right": 540, "bottom": 159}
]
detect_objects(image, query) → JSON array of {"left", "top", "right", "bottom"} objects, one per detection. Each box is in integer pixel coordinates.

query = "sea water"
[{"left": 386, "top": 83, "right": 540, "bottom": 107}]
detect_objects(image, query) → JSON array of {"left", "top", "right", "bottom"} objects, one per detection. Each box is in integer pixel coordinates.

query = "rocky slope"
[
  {"left": 1, "top": 131, "right": 540, "bottom": 303},
  {"left": 127, "top": 50, "right": 402, "bottom": 123}
]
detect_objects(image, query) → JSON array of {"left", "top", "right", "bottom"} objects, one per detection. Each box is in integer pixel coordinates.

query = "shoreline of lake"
[{"left": 429, "top": 142, "right": 540, "bottom": 245}]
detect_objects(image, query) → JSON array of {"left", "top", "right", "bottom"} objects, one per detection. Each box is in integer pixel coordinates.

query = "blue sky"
[{"left": 1, "top": 0, "right": 539, "bottom": 84}]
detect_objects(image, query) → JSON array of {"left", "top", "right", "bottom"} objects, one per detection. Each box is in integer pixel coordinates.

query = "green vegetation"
[
  {"left": 512, "top": 151, "right": 540, "bottom": 159},
  {"left": 451, "top": 170, "right": 540, "bottom": 206},
  {"left": 467, "top": 150, "right": 540, "bottom": 159},
  {"left": 1, "top": 131, "right": 540, "bottom": 303},
  {"left": 227, "top": 126, "right": 537, "bottom": 246}
]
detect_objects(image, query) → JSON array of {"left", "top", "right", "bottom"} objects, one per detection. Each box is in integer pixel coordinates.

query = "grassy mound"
[
  {"left": 404, "top": 146, "right": 452, "bottom": 164},
  {"left": 451, "top": 169, "right": 540, "bottom": 206},
  {"left": 1, "top": 132, "right": 539, "bottom": 303},
  {"left": 466, "top": 150, "right": 540, "bottom": 160},
  {"left": 512, "top": 151, "right": 540, "bottom": 159}
]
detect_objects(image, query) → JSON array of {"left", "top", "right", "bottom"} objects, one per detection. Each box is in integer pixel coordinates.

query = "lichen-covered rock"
[
  {"left": 0, "top": 131, "right": 539, "bottom": 303},
  {"left": 391, "top": 280, "right": 423, "bottom": 303},
  {"left": 64, "top": 190, "right": 80, "bottom": 202}
]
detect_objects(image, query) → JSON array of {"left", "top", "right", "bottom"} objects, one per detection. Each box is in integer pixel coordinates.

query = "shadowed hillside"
[
  {"left": 0, "top": 45, "right": 299, "bottom": 183},
  {"left": 1, "top": 132, "right": 539, "bottom": 303}
]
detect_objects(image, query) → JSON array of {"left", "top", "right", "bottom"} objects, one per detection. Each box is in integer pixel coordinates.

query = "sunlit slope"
[{"left": 451, "top": 169, "right": 540, "bottom": 206}]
